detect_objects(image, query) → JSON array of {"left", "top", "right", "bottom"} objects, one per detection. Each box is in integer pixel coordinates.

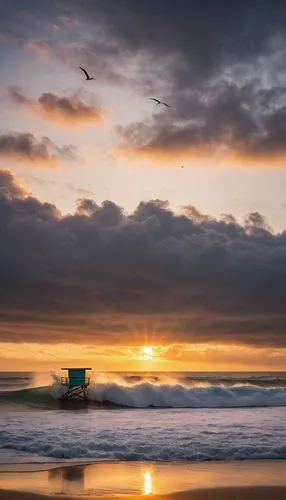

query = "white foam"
[
  {"left": 1, "top": 406, "right": 286, "bottom": 461},
  {"left": 83, "top": 379, "right": 286, "bottom": 408}
]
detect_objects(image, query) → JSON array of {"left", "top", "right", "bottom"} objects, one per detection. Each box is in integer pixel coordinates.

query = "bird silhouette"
[
  {"left": 79, "top": 67, "right": 95, "bottom": 81},
  {"left": 150, "top": 97, "right": 170, "bottom": 108}
]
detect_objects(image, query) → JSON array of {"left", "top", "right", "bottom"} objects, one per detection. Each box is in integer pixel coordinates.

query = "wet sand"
[
  {"left": 0, "top": 461, "right": 286, "bottom": 498},
  {"left": 1, "top": 486, "right": 286, "bottom": 500}
]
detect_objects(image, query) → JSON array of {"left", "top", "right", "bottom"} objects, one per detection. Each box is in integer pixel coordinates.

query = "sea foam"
[{"left": 1, "top": 406, "right": 286, "bottom": 462}]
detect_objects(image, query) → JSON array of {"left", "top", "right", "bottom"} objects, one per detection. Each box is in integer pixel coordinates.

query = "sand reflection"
[
  {"left": 143, "top": 471, "right": 153, "bottom": 495},
  {"left": 49, "top": 466, "right": 85, "bottom": 496}
]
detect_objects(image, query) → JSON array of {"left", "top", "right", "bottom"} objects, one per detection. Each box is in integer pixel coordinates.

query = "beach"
[
  {"left": 1, "top": 486, "right": 286, "bottom": 500},
  {"left": 1, "top": 461, "right": 286, "bottom": 499}
]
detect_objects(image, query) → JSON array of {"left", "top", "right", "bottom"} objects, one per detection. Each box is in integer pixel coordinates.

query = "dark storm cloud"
[
  {"left": 0, "top": 132, "right": 77, "bottom": 167},
  {"left": 66, "top": 0, "right": 286, "bottom": 162},
  {"left": 3, "top": 0, "right": 286, "bottom": 88},
  {"left": 3, "top": 0, "right": 286, "bottom": 160},
  {"left": 67, "top": 0, "right": 286, "bottom": 95},
  {"left": 73, "top": 0, "right": 285, "bottom": 82},
  {"left": 1, "top": 169, "right": 286, "bottom": 347},
  {"left": 10, "top": 88, "right": 103, "bottom": 126},
  {"left": 3, "top": 0, "right": 285, "bottom": 74}
]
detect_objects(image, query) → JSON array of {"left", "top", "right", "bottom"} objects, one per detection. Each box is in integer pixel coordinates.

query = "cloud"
[
  {"left": 72, "top": 0, "right": 286, "bottom": 92},
  {"left": 4, "top": 1, "right": 286, "bottom": 89},
  {"left": 116, "top": 81, "right": 286, "bottom": 166},
  {"left": 10, "top": 88, "right": 104, "bottom": 127},
  {"left": 54, "top": 0, "right": 286, "bottom": 165},
  {"left": 0, "top": 169, "right": 28, "bottom": 198},
  {"left": 9, "top": 2, "right": 286, "bottom": 165},
  {"left": 0, "top": 132, "right": 77, "bottom": 168},
  {"left": 0, "top": 169, "right": 286, "bottom": 348}
]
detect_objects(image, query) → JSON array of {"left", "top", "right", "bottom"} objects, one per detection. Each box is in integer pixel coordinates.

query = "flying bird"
[
  {"left": 150, "top": 98, "right": 170, "bottom": 108},
  {"left": 79, "top": 67, "right": 95, "bottom": 81}
]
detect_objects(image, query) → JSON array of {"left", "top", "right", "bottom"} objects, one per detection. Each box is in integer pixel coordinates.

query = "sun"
[{"left": 141, "top": 346, "right": 154, "bottom": 361}]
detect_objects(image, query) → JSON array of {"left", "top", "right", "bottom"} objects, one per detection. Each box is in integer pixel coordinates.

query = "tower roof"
[{"left": 61, "top": 367, "right": 92, "bottom": 370}]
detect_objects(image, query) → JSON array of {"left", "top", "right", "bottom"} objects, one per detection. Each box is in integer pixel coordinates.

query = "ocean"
[{"left": 1, "top": 371, "right": 286, "bottom": 464}]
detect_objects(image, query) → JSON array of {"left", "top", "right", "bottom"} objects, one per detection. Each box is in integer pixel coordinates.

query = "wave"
[
  {"left": 85, "top": 381, "right": 286, "bottom": 408},
  {"left": 1, "top": 401, "right": 286, "bottom": 462},
  {"left": 2, "top": 373, "right": 286, "bottom": 409}
]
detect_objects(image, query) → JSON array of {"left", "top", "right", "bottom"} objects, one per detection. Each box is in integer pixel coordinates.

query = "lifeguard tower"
[{"left": 60, "top": 368, "right": 91, "bottom": 400}]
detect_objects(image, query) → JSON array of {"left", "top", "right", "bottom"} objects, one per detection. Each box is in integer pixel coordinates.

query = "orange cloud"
[
  {"left": 10, "top": 88, "right": 104, "bottom": 127},
  {"left": 114, "top": 139, "right": 286, "bottom": 169},
  {"left": 0, "top": 169, "right": 29, "bottom": 198},
  {"left": 114, "top": 75, "right": 286, "bottom": 169}
]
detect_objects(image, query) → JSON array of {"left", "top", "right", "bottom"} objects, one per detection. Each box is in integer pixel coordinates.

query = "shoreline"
[
  {"left": 1, "top": 460, "right": 286, "bottom": 497},
  {"left": 0, "top": 458, "right": 286, "bottom": 473}
]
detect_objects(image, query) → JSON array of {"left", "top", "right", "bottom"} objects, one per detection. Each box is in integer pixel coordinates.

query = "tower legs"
[{"left": 60, "top": 385, "right": 88, "bottom": 400}]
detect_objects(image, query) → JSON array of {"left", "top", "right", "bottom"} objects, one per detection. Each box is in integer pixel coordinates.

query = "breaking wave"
[
  {"left": 2, "top": 372, "right": 286, "bottom": 409},
  {"left": 2, "top": 372, "right": 286, "bottom": 462},
  {"left": 85, "top": 381, "right": 286, "bottom": 408}
]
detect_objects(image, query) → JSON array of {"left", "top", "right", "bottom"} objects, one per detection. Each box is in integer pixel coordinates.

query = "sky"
[{"left": 1, "top": 0, "right": 286, "bottom": 371}]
